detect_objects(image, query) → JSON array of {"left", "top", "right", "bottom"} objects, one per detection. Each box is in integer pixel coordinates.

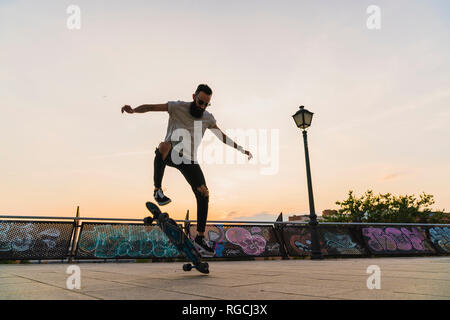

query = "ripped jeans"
[{"left": 154, "top": 147, "right": 209, "bottom": 233}]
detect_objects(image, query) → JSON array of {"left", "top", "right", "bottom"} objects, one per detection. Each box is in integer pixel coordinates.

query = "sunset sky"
[{"left": 1, "top": 0, "right": 449, "bottom": 221}]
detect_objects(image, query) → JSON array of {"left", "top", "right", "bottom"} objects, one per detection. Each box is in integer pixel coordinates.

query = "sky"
[{"left": 1, "top": 0, "right": 449, "bottom": 221}]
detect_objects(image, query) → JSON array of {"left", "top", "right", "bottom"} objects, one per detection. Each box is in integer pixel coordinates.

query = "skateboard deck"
[{"left": 143, "top": 201, "right": 209, "bottom": 274}]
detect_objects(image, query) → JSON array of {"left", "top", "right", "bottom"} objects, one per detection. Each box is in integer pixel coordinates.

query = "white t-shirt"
[{"left": 164, "top": 100, "right": 217, "bottom": 161}]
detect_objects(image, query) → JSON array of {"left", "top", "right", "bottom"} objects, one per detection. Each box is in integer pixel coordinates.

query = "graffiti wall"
[
  {"left": 281, "top": 226, "right": 367, "bottom": 256},
  {"left": 1, "top": 219, "right": 447, "bottom": 261},
  {"left": 75, "top": 223, "right": 181, "bottom": 259},
  {"left": 281, "top": 226, "right": 312, "bottom": 256},
  {"left": 428, "top": 227, "right": 450, "bottom": 253},
  {"left": 0, "top": 221, "right": 74, "bottom": 260},
  {"left": 362, "top": 227, "right": 435, "bottom": 255},
  {"left": 189, "top": 225, "right": 282, "bottom": 257},
  {"left": 319, "top": 227, "right": 367, "bottom": 256}
]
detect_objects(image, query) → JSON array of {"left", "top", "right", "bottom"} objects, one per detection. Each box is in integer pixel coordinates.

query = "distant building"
[
  {"left": 322, "top": 209, "right": 338, "bottom": 217},
  {"left": 288, "top": 214, "right": 309, "bottom": 222},
  {"left": 288, "top": 214, "right": 325, "bottom": 222}
]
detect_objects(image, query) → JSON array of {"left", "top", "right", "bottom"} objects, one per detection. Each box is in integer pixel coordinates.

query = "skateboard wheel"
[
  {"left": 159, "top": 213, "right": 169, "bottom": 223},
  {"left": 198, "top": 262, "right": 209, "bottom": 274},
  {"left": 183, "top": 263, "right": 192, "bottom": 272},
  {"left": 143, "top": 217, "right": 154, "bottom": 225}
]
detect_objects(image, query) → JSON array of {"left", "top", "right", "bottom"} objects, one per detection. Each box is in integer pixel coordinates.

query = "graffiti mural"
[
  {"left": 189, "top": 225, "right": 281, "bottom": 257},
  {"left": 283, "top": 226, "right": 367, "bottom": 256},
  {"left": 76, "top": 223, "right": 180, "bottom": 259},
  {"left": 362, "top": 227, "right": 435, "bottom": 255},
  {"left": 319, "top": 227, "right": 367, "bottom": 256},
  {"left": 1, "top": 219, "right": 446, "bottom": 261},
  {"left": 0, "top": 221, "right": 74, "bottom": 260},
  {"left": 281, "top": 226, "right": 312, "bottom": 256},
  {"left": 428, "top": 227, "right": 450, "bottom": 253}
]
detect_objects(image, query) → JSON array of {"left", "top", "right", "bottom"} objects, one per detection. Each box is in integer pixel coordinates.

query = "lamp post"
[{"left": 292, "top": 106, "right": 324, "bottom": 260}]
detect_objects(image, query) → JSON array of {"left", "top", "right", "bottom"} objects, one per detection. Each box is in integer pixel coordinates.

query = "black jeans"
[{"left": 154, "top": 147, "right": 209, "bottom": 233}]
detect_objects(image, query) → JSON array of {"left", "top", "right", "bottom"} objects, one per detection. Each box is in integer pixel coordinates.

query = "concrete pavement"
[{"left": 0, "top": 257, "right": 449, "bottom": 300}]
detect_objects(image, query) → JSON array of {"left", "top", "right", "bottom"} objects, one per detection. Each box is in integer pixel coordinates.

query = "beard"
[{"left": 190, "top": 101, "right": 205, "bottom": 118}]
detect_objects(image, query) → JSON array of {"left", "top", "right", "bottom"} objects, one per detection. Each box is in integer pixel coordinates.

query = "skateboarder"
[{"left": 121, "top": 84, "right": 252, "bottom": 255}]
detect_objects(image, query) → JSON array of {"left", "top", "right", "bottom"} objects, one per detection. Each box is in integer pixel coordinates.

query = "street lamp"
[{"left": 292, "top": 106, "right": 324, "bottom": 260}]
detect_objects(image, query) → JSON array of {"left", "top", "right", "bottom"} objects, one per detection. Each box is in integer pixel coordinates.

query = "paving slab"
[
  {"left": 327, "top": 288, "right": 449, "bottom": 300},
  {"left": 0, "top": 257, "right": 448, "bottom": 300},
  {"left": 83, "top": 286, "right": 212, "bottom": 300},
  {"left": 0, "top": 282, "right": 97, "bottom": 300}
]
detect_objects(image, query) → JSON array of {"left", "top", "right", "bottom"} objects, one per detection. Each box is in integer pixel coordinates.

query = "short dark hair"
[{"left": 195, "top": 84, "right": 212, "bottom": 96}]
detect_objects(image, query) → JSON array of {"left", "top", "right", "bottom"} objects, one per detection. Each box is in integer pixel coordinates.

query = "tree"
[{"left": 323, "top": 190, "right": 448, "bottom": 223}]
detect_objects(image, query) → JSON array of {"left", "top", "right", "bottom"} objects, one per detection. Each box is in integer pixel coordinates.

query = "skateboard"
[{"left": 143, "top": 201, "right": 209, "bottom": 274}]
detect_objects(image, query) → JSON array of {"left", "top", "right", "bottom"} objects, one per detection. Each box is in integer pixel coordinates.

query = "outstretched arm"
[
  {"left": 121, "top": 103, "right": 168, "bottom": 114},
  {"left": 210, "top": 124, "right": 253, "bottom": 160}
]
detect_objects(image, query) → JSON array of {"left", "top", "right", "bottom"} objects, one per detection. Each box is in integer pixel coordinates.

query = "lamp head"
[{"left": 292, "top": 105, "right": 314, "bottom": 129}]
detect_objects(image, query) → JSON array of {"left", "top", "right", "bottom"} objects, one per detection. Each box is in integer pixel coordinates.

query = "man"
[{"left": 121, "top": 84, "right": 252, "bottom": 255}]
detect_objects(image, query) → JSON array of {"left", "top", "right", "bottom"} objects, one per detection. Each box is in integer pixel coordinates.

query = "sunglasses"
[{"left": 196, "top": 97, "right": 211, "bottom": 107}]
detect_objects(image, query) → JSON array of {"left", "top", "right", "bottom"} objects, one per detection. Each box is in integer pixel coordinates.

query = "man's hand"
[
  {"left": 244, "top": 149, "right": 253, "bottom": 160},
  {"left": 121, "top": 105, "right": 134, "bottom": 114},
  {"left": 237, "top": 146, "right": 253, "bottom": 160}
]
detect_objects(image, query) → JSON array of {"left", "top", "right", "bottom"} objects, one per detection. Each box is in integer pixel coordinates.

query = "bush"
[{"left": 323, "top": 190, "right": 448, "bottom": 223}]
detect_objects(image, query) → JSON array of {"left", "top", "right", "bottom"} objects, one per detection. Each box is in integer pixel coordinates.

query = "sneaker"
[
  {"left": 153, "top": 188, "right": 171, "bottom": 206},
  {"left": 194, "top": 235, "right": 215, "bottom": 257}
]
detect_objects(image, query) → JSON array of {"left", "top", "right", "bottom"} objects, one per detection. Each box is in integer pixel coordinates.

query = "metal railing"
[
  {"left": 1, "top": 215, "right": 448, "bottom": 227},
  {"left": 0, "top": 213, "right": 448, "bottom": 262}
]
